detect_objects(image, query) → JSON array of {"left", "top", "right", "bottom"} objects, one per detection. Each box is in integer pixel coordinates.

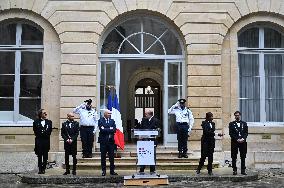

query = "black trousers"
[
  {"left": 100, "top": 143, "right": 115, "bottom": 173},
  {"left": 140, "top": 146, "right": 156, "bottom": 173},
  {"left": 231, "top": 140, "right": 247, "bottom": 171},
  {"left": 177, "top": 123, "right": 189, "bottom": 153},
  {"left": 197, "top": 138, "right": 214, "bottom": 172},
  {"left": 197, "top": 153, "right": 213, "bottom": 172},
  {"left": 37, "top": 151, "right": 48, "bottom": 171},
  {"left": 80, "top": 126, "right": 94, "bottom": 156},
  {"left": 65, "top": 153, "right": 77, "bottom": 172}
]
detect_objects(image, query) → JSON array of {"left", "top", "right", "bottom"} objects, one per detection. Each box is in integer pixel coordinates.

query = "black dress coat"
[
  {"left": 139, "top": 117, "right": 160, "bottom": 145},
  {"left": 140, "top": 117, "right": 160, "bottom": 130},
  {"left": 200, "top": 121, "right": 216, "bottom": 157},
  {"left": 33, "top": 119, "right": 52, "bottom": 155},
  {"left": 98, "top": 118, "right": 116, "bottom": 144},
  {"left": 229, "top": 120, "right": 248, "bottom": 158},
  {"left": 229, "top": 121, "right": 248, "bottom": 142},
  {"left": 61, "top": 120, "right": 80, "bottom": 155}
]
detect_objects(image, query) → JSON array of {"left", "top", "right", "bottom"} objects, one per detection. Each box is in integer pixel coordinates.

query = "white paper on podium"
[{"left": 137, "top": 141, "right": 155, "bottom": 166}]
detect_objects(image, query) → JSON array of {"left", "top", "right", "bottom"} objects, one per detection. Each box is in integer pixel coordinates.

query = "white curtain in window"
[
  {"left": 239, "top": 54, "right": 260, "bottom": 122},
  {"left": 265, "top": 54, "right": 284, "bottom": 122}
]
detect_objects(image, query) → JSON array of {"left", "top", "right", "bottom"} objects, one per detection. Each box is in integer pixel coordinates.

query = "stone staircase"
[{"left": 71, "top": 146, "right": 220, "bottom": 171}]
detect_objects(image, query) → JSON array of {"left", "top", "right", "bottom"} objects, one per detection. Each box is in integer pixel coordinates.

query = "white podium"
[
  {"left": 134, "top": 129, "right": 158, "bottom": 166},
  {"left": 124, "top": 129, "right": 169, "bottom": 186}
]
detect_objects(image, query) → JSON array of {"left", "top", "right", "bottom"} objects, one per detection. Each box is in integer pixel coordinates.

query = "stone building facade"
[{"left": 0, "top": 0, "right": 284, "bottom": 170}]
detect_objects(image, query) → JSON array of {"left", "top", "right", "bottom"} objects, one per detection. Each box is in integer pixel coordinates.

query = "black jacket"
[
  {"left": 229, "top": 120, "right": 248, "bottom": 142},
  {"left": 138, "top": 117, "right": 160, "bottom": 145},
  {"left": 139, "top": 117, "right": 160, "bottom": 130},
  {"left": 201, "top": 121, "right": 215, "bottom": 139},
  {"left": 200, "top": 121, "right": 216, "bottom": 156},
  {"left": 61, "top": 120, "right": 80, "bottom": 155},
  {"left": 98, "top": 118, "right": 116, "bottom": 144},
  {"left": 33, "top": 119, "right": 52, "bottom": 155}
]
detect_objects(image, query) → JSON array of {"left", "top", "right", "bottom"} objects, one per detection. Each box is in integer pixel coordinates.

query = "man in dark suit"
[
  {"left": 61, "top": 112, "right": 80, "bottom": 175},
  {"left": 98, "top": 110, "right": 118, "bottom": 176},
  {"left": 229, "top": 111, "right": 248, "bottom": 175},
  {"left": 138, "top": 109, "right": 160, "bottom": 174},
  {"left": 33, "top": 109, "right": 52, "bottom": 174}
]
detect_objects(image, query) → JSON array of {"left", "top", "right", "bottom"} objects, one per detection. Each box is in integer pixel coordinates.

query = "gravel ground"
[{"left": 1, "top": 169, "right": 284, "bottom": 188}]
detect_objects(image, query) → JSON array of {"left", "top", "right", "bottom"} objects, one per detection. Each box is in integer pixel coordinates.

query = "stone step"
[
  {"left": 75, "top": 162, "right": 219, "bottom": 170},
  {"left": 94, "top": 147, "right": 182, "bottom": 153},
  {"left": 84, "top": 151, "right": 198, "bottom": 158},
  {"left": 21, "top": 168, "right": 259, "bottom": 184},
  {"left": 112, "top": 146, "right": 178, "bottom": 151},
  {"left": 0, "top": 144, "right": 34, "bottom": 152},
  {"left": 129, "top": 151, "right": 190, "bottom": 157},
  {"left": 77, "top": 157, "right": 200, "bottom": 164}
]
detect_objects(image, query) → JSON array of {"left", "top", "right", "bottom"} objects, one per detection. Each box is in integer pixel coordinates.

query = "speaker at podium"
[{"left": 124, "top": 129, "right": 169, "bottom": 186}]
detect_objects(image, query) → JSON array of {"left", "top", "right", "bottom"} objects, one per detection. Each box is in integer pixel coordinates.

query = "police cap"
[
  {"left": 178, "top": 98, "right": 186, "bottom": 104},
  {"left": 84, "top": 99, "right": 92, "bottom": 104}
]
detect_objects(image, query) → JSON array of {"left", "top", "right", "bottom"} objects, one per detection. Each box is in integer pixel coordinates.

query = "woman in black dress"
[
  {"left": 196, "top": 112, "right": 222, "bottom": 175},
  {"left": 33, "top": 109, "right": 52, "bottom": 174}
]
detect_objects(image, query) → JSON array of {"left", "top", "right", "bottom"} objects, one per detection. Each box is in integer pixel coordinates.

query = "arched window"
[
  {"left": 238, "top": 25, "right": 284, "bottom": 122},
  {"left": 0, "top": 21, "right": 43, "bottom": 123},
  {"left": 101, "top": 17, "right": 182, "bottom": 56}
]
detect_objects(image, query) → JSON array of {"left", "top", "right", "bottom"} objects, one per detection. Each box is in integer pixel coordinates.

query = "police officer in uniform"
[
  {"left": 98, "top": 110, "right": 118, "bottom": 176},
  {"left": 61, "top": 112, "right": 80, "bottom": 175},
  {"left": 229, "top": 111, "right": 248, "bottom": 175},
  {"left": 73, "top": 99, "right": 99, "bottom": 158},
  {"left": 33, "top": 109, "right": 52, "bottom": 174},
  {"left": 196, "top": 112, "right": 223, "bottom": 175},
  {"left": 138, "top": 109, "right": 160, "bottom": 174},
  {"left": 168, "top": 99, "right": 194, "bottom": 158}
]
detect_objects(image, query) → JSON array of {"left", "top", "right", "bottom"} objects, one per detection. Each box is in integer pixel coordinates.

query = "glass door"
[
  {"left": 98, "top": 60, "right": 120, "bottom": 117},
  {"left": 97, "top": 60, "right": 120, "bottom": 148},
  {"left": 163, "top": 60, "right": 184, "bottom": 145}
]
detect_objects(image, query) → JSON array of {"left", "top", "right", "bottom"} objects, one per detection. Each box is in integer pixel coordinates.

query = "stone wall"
[
  {"left": 0, "top": 0, "right": 283, "bottom": 168},
  {"left": 0, "top": 8, "right": 61, "bottom": 152}
]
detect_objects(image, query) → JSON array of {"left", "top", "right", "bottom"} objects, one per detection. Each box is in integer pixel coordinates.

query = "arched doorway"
[
  {"left": 98, "top": 14, "right": 185, "bottom": 146},
  {"left": 132, "top": 78, "right": 162, "bottom": 143},
  {"left": 135, "top": 78, "right": 161, "bottom": 121}
]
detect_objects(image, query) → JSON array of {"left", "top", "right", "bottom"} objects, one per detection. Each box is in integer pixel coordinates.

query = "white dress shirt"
[
  {"left": 168, "top": 103, "right": 194, "bottom": 132},
  {"left": 40, "top": 119, "right": 45, "bottom": 127},
  {"left": 237, "top": 122, "right": 240, "bottom": 127},
  {"left": 236, "top": 122, "right": 241, "bottom": 137},
  {"left": 73, "top": 103, "right": 99, "bottom": 130}
]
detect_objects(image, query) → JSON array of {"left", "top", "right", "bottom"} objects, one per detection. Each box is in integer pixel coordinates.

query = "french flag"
[{"left": 108, "top": 94, "right": 125, "bottom": 150}]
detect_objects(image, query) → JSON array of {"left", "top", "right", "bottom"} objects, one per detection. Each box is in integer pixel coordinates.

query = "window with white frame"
[
  {"left": 0, "top": 21, "right": 43, "bottom": 123},
  {"left": 238, "top": 25, "right": 284, "bottom": 122},
  {"left": 101, "top": 17, "right": 182, "bottom": 55}
]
